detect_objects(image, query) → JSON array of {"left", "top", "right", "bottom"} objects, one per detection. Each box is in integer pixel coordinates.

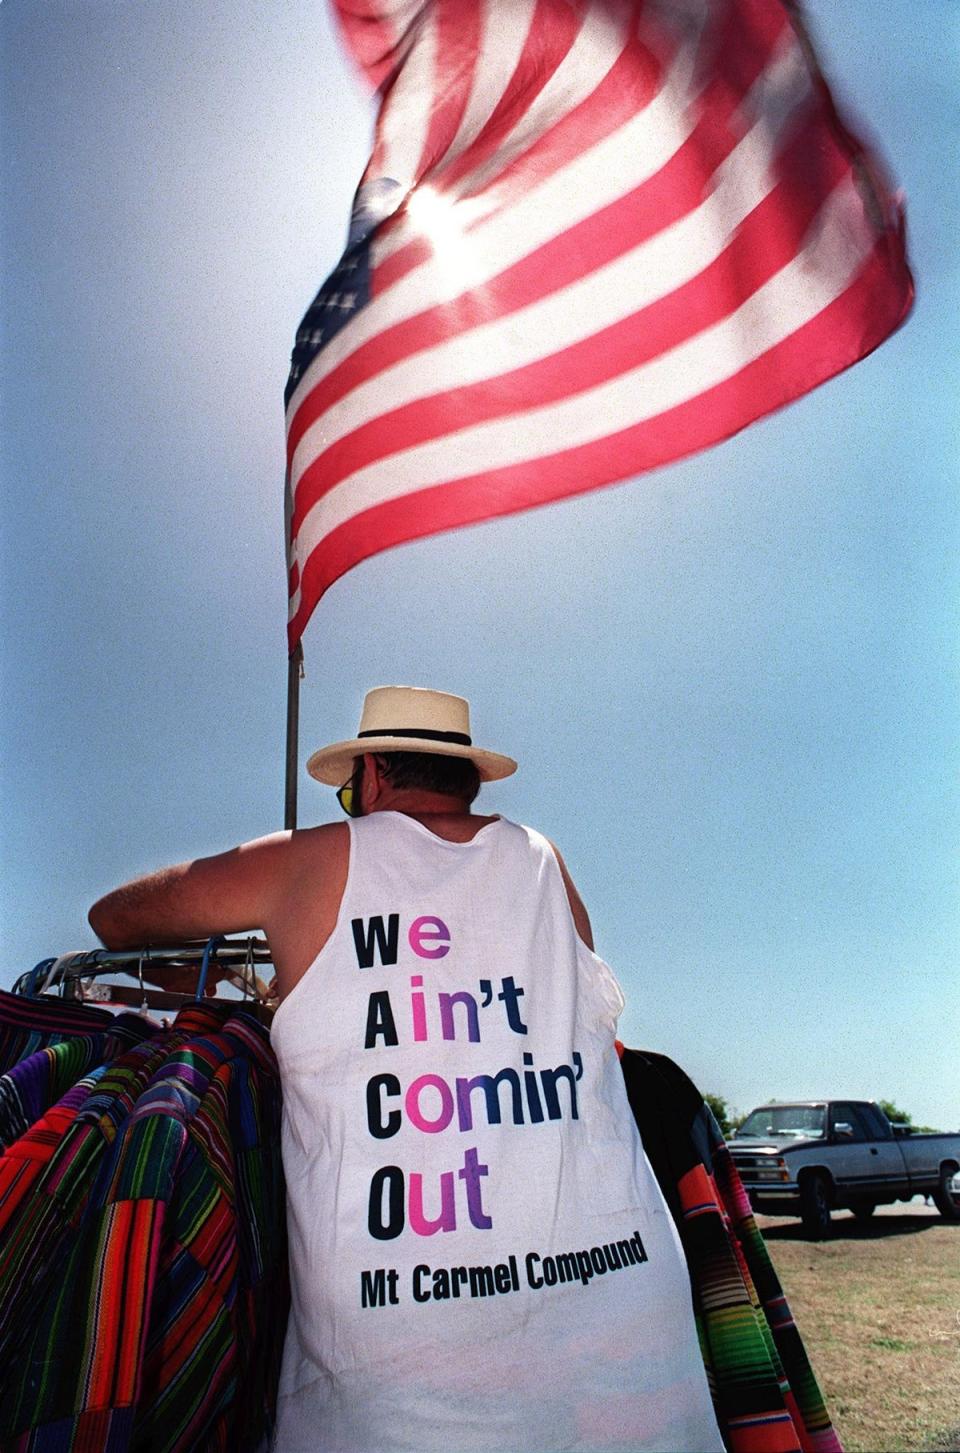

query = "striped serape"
[
  {"left": 619, "top": 1046, "right": 842, "bottom": 1452},
  {"left": 0, "top": 1032, "right": 152, "bottom": 1151},
  {"left": 131, "top": 1015, "right": 288, "bottom": 1452},
  {"left": 0, "top": 1004, "right": 287, "bottom": 1453},
  {"left": 0, "top": 986, "right": 153, "bottom": 1076},
  {"left": 0, "top": 1032, "right": 179, "bottom": 1365}
]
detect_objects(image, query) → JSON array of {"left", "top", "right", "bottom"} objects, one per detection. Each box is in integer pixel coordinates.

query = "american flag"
[{"left": 284, "top": 0, "right": 913, "bottom": 650}]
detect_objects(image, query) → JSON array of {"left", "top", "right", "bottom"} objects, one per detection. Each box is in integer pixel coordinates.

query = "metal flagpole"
[{"left": 284, "top": 642, "right": 304, "bottom": 830}]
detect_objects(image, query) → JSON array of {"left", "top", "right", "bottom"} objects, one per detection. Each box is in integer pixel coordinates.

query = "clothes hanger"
[{"left": 15, "top": 939, "right": 275, "bottom": 1016}]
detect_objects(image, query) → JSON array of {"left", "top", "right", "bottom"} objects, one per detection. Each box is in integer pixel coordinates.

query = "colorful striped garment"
[
  {"left": 131, "top": 1017, "right": 288, "bottom": 1452},
  {"left": 0, "top": 988, "right": 153, "bottom": 1076},
  {"left": 0, "top": 1004, "right": 287, "bottom": 1453},
  {"left": 619, "top": 1047, "right": 842, "bottom": 1453},
  {"left": 0, "top": 1033, "right": 180, "bottom": 1363},
  {"left": 0, "top": 1032, "right": 155, "bottom": 1151}
]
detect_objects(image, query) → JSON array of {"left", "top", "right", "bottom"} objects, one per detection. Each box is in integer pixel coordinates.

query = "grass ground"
[{"left": 755, "top": 1202, "right": 960, "bottom": 1453}]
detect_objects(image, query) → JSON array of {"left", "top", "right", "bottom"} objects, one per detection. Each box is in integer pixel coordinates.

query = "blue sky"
[{"left": 2, "top": 0, "right": 957, "bottom": 1130}]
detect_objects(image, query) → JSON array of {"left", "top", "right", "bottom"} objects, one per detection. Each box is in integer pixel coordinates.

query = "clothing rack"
[
  {"left": 0, "top": 941, "right": 287, "bottom": 1448},
  {"left": 12, "top": 937, "right": 276, "bottom": 1015}
]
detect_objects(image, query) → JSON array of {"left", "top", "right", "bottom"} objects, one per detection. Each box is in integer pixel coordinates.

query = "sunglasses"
[{"left": 336, "top": 768, "right": 362, "bottom": 818}]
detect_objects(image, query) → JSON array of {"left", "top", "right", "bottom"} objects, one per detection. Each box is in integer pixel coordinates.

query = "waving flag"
[{"left": 284, "top": 0, "right": 913, "bottom": 650}]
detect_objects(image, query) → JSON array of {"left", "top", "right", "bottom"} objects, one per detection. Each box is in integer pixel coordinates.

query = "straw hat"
[{"left": 306, "top": 686, "right": 518, "bottom": 785}]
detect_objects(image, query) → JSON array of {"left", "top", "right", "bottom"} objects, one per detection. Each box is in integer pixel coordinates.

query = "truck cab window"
[
  {"left": 830, "top": 1102, "right": 867, "bottom": 1142},
  {"left": 737, "top": 1104, "right": 826, "bottom": 1139},
  {"left": 858, "top": 1103, "right": 892, "bottom": 1140}
]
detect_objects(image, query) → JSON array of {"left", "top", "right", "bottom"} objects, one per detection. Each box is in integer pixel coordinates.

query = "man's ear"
[{"left": 360, "top": 752, "right": 382, "bottom": 810}]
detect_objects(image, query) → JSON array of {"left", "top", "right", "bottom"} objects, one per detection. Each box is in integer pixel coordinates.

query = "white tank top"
[{"left": 269, "top": 813, "right": 723, "bottom": 1452}]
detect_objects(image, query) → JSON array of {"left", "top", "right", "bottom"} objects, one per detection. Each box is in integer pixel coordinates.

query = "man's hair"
[{"left": 376, "top": 750, "right": 481, "bottom": 803}]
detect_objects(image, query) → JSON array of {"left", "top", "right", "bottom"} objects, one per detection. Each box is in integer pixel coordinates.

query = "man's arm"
[
  {"left": 87, "top": 831, "right": 295, "bottom": 950},
  {"left": 546, "top": 840, "right": 595, "bottom": 950},
  {"left": 88, "top": 824, "right": 350, "bottom": 999}
]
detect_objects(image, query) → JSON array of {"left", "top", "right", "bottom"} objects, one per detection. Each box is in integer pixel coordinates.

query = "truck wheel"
[
  {"left": 851, "top": 1201, "right": 876, "bottom": 1222},
  {"left": 932, "top": 1164, "right": 960, "bottom": 1221},
  {"left": 799, "top": 1173, "right": 832, "bottom": 1239}
]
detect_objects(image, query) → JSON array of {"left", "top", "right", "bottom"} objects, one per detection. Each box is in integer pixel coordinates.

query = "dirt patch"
[{"left": 755, "top": 1206, "right": 960, "bottom": 1452}]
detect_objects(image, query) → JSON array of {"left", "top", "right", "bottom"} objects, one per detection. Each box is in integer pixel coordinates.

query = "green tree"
[
  {"left": 877, "top": 1099, "right": 912, "bottom": 1127},
  {"left": 703, "top": 1092, "right": 735, "bottom": 1138},
  {"left": 876, "top": 1100, "right": 941, "bottom": 1134}
]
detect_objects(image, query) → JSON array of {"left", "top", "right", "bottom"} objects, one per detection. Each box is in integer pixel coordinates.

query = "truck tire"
[
  {"left": 932, "top": 1164, "right": 960, "bottom": 1221},
  {"left": 799, "top": 1172, "right": 832, "bottom": 1239},
  {"left": 851, "top": 1200, "right": 876, "bottom": 1222}
]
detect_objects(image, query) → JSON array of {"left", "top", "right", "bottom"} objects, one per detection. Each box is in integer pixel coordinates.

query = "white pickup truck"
[{"left": 728, "top": 1099, "right": 960, "bottom": 1238}]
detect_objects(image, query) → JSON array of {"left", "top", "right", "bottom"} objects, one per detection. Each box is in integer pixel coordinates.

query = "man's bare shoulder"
[
  {"left": 279, "top": 821, "right": 349, "bottom": 879},
  {"left": 285, "top": 820, "right": 349, "bottom": 852},
  {"left": 230, "top": 819, "right": 347, "bottom": 865}
]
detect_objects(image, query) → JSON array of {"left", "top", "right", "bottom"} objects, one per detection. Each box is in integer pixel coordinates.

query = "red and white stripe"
[{"left": 286, "top": 0, "right": 912, "bottom": 648}]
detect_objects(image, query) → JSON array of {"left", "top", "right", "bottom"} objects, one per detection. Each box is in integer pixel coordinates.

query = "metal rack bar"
[{"left": 12, "top": 938, "right": 275, "bottom": 1000}]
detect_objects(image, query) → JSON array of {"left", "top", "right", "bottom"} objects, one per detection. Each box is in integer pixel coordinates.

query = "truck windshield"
[{"left": 737, "top": 1106, "right": 826, "bottom": 1139}]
